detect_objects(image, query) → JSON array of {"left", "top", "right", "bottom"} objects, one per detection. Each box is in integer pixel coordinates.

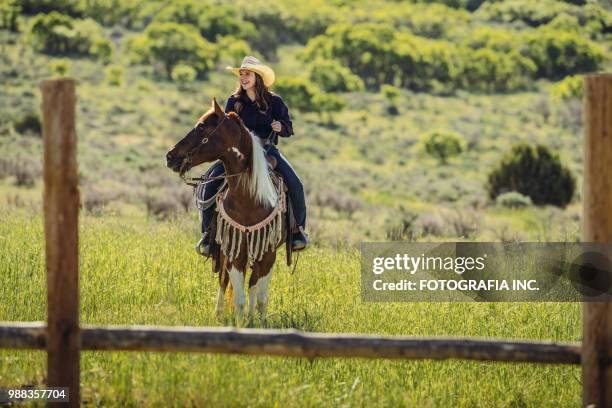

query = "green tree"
[
  {"left": 171, "top": 64, "right": 197, "bottom": 90},
  {"left": 272, "top": 77, "right": 318, "bottom": 112},
  {"left": 0, "top": 0, "right": 20, "bottom": 32},
  {"left": 129, "top": 22, "right": 216, "bottom": 79},
  {"left": 28, "top": 12, "right": 113, "bottom": 60},
  {"left": 307, "top": 58, "right": 364, "bottom": 93},
  {"left": 421, "top": 129, "right": 466, "bottom": 164},
  {"left": 486, "top": 143, "right": 576, "bottom": 207},
  {"left": 524, "top": 29, "right": 605, "bottom": 79},
  {"left": 312, "top": 93, "right": 346, "bottom": 124},
  {"left": 29, "top": 12, "right": 75, "bottom": 52}
]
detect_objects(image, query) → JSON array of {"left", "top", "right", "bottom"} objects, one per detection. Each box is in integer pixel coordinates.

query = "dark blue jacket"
[{"left": 225, "top": 92, "right": 294, "bottom": 144}]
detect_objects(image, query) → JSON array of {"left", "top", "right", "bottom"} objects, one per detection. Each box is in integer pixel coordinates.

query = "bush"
[
  {"left": 421, "top": 129, "right": 466, "bottom": 164},
  {"left": 0, "top": 0, "right": 20, "bottom": 31},
  {"left": 381, "top": 84, "right": 400, "bottom": 115},
  {"left": 13, "top": 112, "right": 41, "bottom": 135},
  {"left": 496, "top": 191, "right": 533, "bottom": 209},
  {"left": 307, "top": 58, "right": 364, "bottom": 92},
  {"left": 28, "top": 12, "right": 113, "bottom": 60},
  {"left": 272, "top": 77, "right": 319, "bottom": 112},
  {"left": 486, "top": 143, "right": 576, "bottom": 207},
  {"left": 18, "top": 0, "right": 81, "bottom": 16},
  {"left": 550, "top": 75, "right": 583, "bottom": 102},
  {"left": 50, "top": 58, "right": 70, "bottom": 76},
  {"left": 524, "top": 29, "right": 605, "bottom": 79},
  {"left": 216, "top": 35, "right": 254, "bottom": 66},
  {"left": 171, "top": 64, "right": 197, "bottom": 88},
  {"left": 105, "top": 65, "right": 123, "bottom": 86},
  {"left": 458, "top": 48, "right": 536, "bottom": 92},
  {"left": 312, "top": 93, "right": 346, "bottom": 124},
  {"left": 129, "top": 22, "right": 216, "bottom": 79}
]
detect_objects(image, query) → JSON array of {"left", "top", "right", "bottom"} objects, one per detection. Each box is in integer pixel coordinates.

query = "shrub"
[
  {"left": 486, "top": 143, "right": 576, "bottom": 207},
  {"left": 550, "top": 75, "right": 583, "bottom": 102},
  {"left": 50, "top": 58, "right": 70, "bottom": 76},
  {"left": 458, "top": 48, "right": 536, "bottom": 92},
  {"left": 496, "top": 191, "right": 533, "bottom": 209},
  {"left": 273, "top": 77, "right": 318, "bottom": 112},
  {"left": 105, "top": 65, "right": 123, "bottom": 86},
  {"left": 28, "top": 12, "right": 113, "bottom": 60},
  {"left": 171, "top": 64, "right": 197, "bottom": 88},
  {"left": 523, "top": 29, "right": 605, "bottom": 79},
  {"left": 421, "top": 129, "right": 466, "bottom": 164},
  {"left": 129, "top": 22, "right": 216, "bottom": 79},
  {"left": 13, "top": 112, "right": 41, "bottom": 135},
  {"left": 381, "top": 84, "right": 400, "bottom": 115},
  {"left": 216, "top": 35, "right": 253, "bottom": 66},
  {"left": 312, "top": 93, "right": 345, "bottom": 123},
  {"left": 385, "top": 206, "right": 418, "bottom": 241},
  {"left": 19, "top": 0, "right": 81, "bottom": 16},
  {"left": 308, "top": 58, "right": 364, "bottom": 93},
  {"left": 0, "top": 0, "right": 20, "bottom": 31},
  {"left": 441, "top": 208, "right": 480, "bottom": 238}
]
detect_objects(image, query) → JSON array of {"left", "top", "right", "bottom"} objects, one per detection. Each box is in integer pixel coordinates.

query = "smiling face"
[{"left": 239, "top": 69, "right": 256, "bottom": 91}]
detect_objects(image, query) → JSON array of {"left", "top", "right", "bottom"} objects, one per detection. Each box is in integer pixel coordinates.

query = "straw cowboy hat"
[{"left": 226, "top": 56, "right": 276, "bottom": 87}]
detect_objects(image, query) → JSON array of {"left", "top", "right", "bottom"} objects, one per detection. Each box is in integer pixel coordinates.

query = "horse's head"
[{"left": 166, "top": 98, "right": 243, "bottom": 175}]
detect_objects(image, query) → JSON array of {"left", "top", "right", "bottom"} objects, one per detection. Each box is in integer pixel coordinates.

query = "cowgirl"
[{"left": 197, "top": 56, "right": 309, "bottom": 256}]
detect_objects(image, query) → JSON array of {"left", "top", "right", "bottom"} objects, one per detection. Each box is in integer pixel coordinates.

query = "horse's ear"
[{"left": 212, "top": 97, "right": 224, "bottom": 117}]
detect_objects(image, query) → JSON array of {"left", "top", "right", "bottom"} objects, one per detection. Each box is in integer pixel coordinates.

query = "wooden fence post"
[
  {"left": 583, "top": 73, "right": 612, "bottom": 407},
  {"left": 41, "top": 78, "right": 80, "bottom": 407}
]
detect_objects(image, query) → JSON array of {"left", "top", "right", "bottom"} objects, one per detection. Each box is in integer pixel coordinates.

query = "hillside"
[{"left": 0, "top": 0, "right": 610, "bottom": 245}]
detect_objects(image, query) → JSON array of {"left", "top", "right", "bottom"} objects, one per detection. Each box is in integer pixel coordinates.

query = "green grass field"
[{"left": 0, "top": 209, "right": 581, "bottom": 407}]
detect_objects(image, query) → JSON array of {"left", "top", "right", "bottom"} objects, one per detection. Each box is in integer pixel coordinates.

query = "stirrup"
[
  {"left": 291, "top": 226, "right": 309, "bottom": 252},
  {"left": 196, "top": 233, "right": 211, "bottom": 257}
]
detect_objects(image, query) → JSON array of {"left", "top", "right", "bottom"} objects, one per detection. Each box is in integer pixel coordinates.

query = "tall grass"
[{"left": 0, "top": 209, "right": 581, "bottom": 406}]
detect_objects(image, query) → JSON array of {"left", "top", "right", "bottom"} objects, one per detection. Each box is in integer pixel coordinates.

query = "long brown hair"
[{"left": 232, "top": 72, "right": 271, "bottom": 113}]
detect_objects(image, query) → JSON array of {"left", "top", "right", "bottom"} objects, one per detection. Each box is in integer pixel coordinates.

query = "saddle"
[{"left": 196, "top": 157, "right": 299, "bottom": 271}]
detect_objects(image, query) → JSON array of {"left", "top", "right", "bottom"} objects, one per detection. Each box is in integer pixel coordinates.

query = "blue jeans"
[{"left": 200, "top": 145, "right": 307, "bottom": 234}]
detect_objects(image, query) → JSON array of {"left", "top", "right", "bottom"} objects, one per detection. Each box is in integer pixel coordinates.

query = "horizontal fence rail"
[{"left": 0, "top": 322, "right": 581, "bottom": 365}]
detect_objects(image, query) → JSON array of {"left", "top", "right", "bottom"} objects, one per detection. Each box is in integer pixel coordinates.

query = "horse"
[{"left": 166, "top": 98, "right": 286, "bottom": 325}]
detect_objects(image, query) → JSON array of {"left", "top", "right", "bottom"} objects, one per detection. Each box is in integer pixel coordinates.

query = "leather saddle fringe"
[{"left": 214, "top": 176, "right": 286, "bottom": 263}]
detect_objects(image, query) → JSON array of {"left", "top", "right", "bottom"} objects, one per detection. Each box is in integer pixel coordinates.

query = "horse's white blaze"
[
  {"left": 228, "top": 266, "right": 245, "bottom": 318},
  {"left": 229, "top": 146, "right": 244, "bottom": 161},
  {"left": 256, "top": 270, "right": 273, "bottom": 320},
  {"left": 237, "top": 132, "right": 277, "bottom": 208}
]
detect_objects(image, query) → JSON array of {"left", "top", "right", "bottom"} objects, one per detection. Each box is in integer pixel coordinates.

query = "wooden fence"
[{"left": 0, "top": 74, "right": 611, "bottom": 407}]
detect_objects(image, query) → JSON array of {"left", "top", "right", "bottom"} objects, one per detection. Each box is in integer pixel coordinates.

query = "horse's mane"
[{"left": 228, "top": 112, "right": 277, "bottom": 208}]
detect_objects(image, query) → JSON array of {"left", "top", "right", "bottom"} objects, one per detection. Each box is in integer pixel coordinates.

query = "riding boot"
[
  {"left": 195, "top": 231, "right": 212, "bottom": 257},
  {"left": 291, "top": 225, "right": 309, "bottom": 251}
]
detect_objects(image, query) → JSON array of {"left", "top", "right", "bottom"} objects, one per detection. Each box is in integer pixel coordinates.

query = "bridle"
[{"left": 178, "top": 114, "right": 247, "bottom": 187}]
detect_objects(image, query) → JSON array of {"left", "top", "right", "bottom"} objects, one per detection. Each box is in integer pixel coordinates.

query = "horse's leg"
[
  {"left": 215, "top": 262, "right": 229, "bottom": 316},
  {"left": 248, "top": 267, "right": 259, "bottom": 327},
  {"left": 255, "top": 253, "right": 276, "bottom": 326},
  {"left": 227, "top": 265, "right": 246, "bottom": 325}
]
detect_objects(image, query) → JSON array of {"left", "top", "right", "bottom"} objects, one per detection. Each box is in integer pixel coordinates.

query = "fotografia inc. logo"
[
  {"left": 361, "top": 243, "right": 612, "bottom": 302},
  {"left": 371, "top": 253, "right": 487, "bottom": 276}
]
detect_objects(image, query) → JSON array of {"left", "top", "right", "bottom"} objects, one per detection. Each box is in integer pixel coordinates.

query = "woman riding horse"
[{"left": 197, "top": 56, "right": 309, "bottom": 256}]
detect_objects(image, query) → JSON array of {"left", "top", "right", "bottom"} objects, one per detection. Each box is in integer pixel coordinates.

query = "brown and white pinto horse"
[{"left": 166, "top": 98, "right": 285, "bottom": 325}]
